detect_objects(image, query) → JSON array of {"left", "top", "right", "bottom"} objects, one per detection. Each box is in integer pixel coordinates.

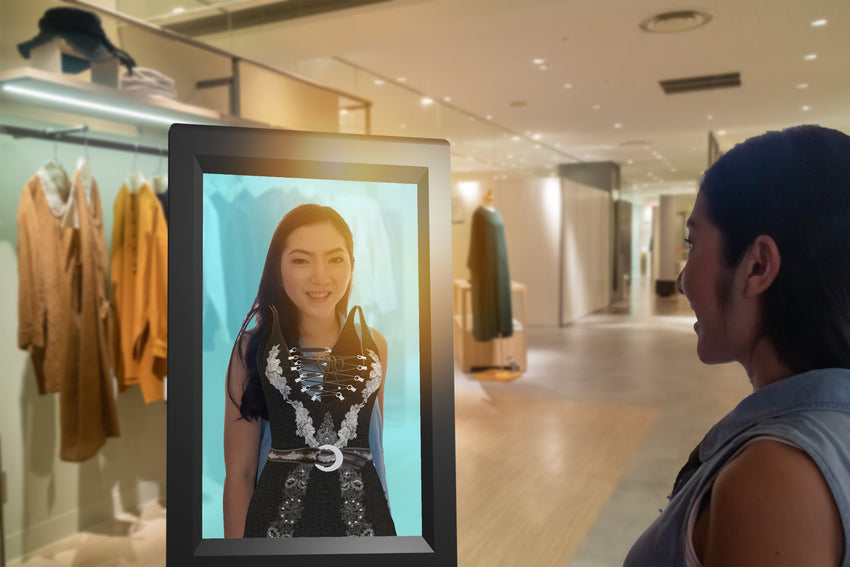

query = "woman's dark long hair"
[
  {"left": 699, "top": 125, "right": 850, "bottom": 373},
  {"left": 228, "top": 204, "right": 355, "bottom": 421}
]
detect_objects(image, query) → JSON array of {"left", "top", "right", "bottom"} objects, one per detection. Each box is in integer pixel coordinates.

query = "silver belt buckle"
[{"left": 315, "top": 444, "right": 343, "bottom": 472}]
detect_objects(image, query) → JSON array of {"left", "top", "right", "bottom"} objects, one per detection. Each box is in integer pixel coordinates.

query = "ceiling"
[{"left": 114, "top": 0, "right": 850, "bottom": 199}]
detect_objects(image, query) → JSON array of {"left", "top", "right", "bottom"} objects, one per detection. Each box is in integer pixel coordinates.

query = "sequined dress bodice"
[{"left": 243, "top": 304, "right": 396, "bottom": 538}]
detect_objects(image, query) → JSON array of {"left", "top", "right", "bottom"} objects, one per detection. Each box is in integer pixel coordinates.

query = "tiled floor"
[{"left": 7, "top": 282, "right": 753, "bottom": 566}]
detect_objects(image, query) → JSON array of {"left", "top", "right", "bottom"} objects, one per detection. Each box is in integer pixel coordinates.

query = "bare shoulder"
[
  {"left": 370, "top": 328, "right": 388, "bottom": 352},
  {"left": 701, "top": 438, "right": 843, "bottom": 567},
  {"left": 369, "top": 328, "right": 389, "bottom": 368}
]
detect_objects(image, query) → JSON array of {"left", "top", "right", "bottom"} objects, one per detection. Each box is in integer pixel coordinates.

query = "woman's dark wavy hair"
[
  {"left": 699, "top": 124, "right": 850, "bottom": 373},
  {"left": 228, "top": 203, "right": 355, "bottom": 421}
]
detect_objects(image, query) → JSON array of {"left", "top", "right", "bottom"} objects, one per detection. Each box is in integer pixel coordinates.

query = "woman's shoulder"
[{"left": 696, "top": 438, "right": 843, "bottom": 565}]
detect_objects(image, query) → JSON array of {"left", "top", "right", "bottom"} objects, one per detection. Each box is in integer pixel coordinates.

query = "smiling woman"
[
  {"left": 626, "top": 125, "right": 850, "bottom": 567},
  {"left": 223, "top": 204, "right": 395, "bottom": 538}
]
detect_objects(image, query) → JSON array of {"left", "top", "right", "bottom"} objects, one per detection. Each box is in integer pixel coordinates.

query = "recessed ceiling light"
[
  {"left": 614, "top": 123, "right": 623, "bottom": 129},
  {"left": 563, "top": 83, "right": 573, "bottom": 89},
  {"left": 443, "top": 96, "right": 451, "bottom": 102},
  {"left": 399, "top": 123, "right": 407, "bottom": 129},
  {"left": 802, "top": 105, "right": 811, "bottom": 111},
  {"left": 717, "top": 129, "right": 726, "bottom": 135},
  {"left": 797, "top": 83, "right": 809, "bottom": 89},
  {"left": 811, "top": 19, "right": 827, "bottom": 27},
  {"left": 707, "top": 114, "right": 714, "bottom": 120},
  {"left": 421, "top": 97, "right": 434, "bottom": 105},
  {"left": 340, "top": 109, "right": 348, "bottom": 115},
  {"left": 627, "top": 159, "right": 634, "bottom": 164},
  {"left": 533, "top": 58, "right": 546, "bottom": 65},
  {"left": 532, "top": 133, "right": 542, "bottom": 140},
  {"left": 397, "top": 77, "right": 408, "bottom": 82},
  {"left": 539, "top": 65, "right": 549, "bottom": 71},
  {"left": 486, "top": 115, "right": 493, "bottom": 120},
  {"left": 374, "top": 79, "right": 385, "bottom": 86},
  {"left": 804, "top": 54, "right": 818, "bottom": 61},
  {"left": 592, "top": 104, "right": 601, "bottom": 110},
  {"left": 512, "top": 135, "right": 520, "bottom": 141},
  {"left": 640, "top": 10, "right": 712, "bottom": 33},
  {"left": 172, "top": 6, "right": 186, "bottom": 14}
]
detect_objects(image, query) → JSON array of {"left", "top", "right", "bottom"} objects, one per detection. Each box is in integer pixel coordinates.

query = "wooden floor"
[
  {"left": 456, "top": 391, "right": 657, "bottom": 565},
  {"left": 7, "top": 285, "right": 751, "bottom": 566}
]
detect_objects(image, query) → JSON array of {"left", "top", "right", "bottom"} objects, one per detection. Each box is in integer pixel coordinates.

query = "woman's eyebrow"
[{"left": 288, "top": 247, "right": 346, "bottom": 256}]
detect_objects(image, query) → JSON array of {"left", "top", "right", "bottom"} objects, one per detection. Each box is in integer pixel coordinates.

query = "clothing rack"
[{"left": 0, "top": 124, "right": 168, "bottom": 156}]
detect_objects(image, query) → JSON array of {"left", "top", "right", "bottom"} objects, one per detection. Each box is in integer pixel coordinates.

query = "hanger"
[
  {"left": 127, "top": 143, "right": 146, "bottom": 192},
  {"left": 151, "top": 154, "right": 168, "bottom": 194}
]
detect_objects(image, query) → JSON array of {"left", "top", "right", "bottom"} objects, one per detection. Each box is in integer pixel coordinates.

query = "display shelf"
[
  {"left": 0, "top": 67, "right": 267, "bottom": 129},
  {"left": 453, "top": 279, "right": 527, "bottom": 373}
]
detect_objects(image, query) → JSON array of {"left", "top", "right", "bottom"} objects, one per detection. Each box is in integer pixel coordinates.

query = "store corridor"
[{"left": 8, "top": 280, "right": 752, "bottom": 567}]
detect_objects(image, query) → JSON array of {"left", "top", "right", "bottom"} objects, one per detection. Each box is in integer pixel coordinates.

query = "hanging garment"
[
  {"left": 467, "top": 206, "right": 513, "bottom": 342},
  {"left": 111, "top": 181, "right": 168, "bottom": 403},
  {"left": 17, "top": 157, "right": 120, "bottom": 461},
  {"left": 244, "top": 305, "right": 396, "bottom": 537}
]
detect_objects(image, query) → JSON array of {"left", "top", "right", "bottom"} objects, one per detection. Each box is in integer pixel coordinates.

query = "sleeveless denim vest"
[{"left": 624, "top": 368, "right": 850, "bottom": 567}]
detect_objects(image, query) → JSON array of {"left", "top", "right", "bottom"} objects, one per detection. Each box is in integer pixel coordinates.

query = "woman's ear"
[{"left": 741, "top": 234, "right": 781, "bottom": 298}]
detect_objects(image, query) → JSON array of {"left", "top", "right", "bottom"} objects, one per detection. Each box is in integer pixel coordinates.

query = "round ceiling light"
[{"left": 640, "top": 10, "right": 712, "bottom": 33}]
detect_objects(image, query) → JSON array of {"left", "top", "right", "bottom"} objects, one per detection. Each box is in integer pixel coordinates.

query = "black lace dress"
[{"left": 243, "top": 305, "right": 396, "bottom": 537}]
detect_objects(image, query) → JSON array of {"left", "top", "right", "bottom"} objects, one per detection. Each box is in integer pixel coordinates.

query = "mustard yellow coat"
[{"left": 111, "top": 182, "right": 168, "bottom": 403}]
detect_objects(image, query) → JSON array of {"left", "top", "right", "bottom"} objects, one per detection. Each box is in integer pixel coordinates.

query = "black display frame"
[{"left": 167, "top": 124, "right": 456, "bottom": 566}]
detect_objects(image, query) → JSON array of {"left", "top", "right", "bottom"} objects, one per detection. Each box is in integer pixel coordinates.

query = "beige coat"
[
  {"left": 111, "top": 180, "right": 167, "bottom": 403},
  {"left": 17, "top": 159, "right": 120, "bottom": 462}
]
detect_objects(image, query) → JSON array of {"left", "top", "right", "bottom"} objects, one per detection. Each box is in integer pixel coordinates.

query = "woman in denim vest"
[{"left": 626, "top": 125, "right": 850, "bottom": 567}]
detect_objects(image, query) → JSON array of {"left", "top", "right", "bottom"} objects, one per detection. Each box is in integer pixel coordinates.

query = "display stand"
[{"left": 453, "top": 279, "right": 527, "bottom": 379}]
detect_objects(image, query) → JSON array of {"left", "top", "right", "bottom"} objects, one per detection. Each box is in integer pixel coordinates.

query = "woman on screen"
[{"left": 223, "top": 203, "right": 396, "bottom": 538}]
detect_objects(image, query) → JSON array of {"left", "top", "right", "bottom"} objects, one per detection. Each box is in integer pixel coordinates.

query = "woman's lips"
[{"left": 307, "top": 291, "right": 332, "bottom": 302}]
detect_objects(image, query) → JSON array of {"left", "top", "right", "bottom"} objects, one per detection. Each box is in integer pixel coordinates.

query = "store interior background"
[{"left": 0, "top": 0, "right": 848, "bottom": 564}]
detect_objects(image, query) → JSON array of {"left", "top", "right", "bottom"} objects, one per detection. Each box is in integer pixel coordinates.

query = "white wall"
[
  {"left": 495, "top": 177, "right": 562, "bottom": 326},
  {"left": 561, "top": 178, "right": 612, "bottom": 325}
]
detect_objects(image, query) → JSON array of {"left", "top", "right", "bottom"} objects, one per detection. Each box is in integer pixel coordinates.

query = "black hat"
[{"left": 17, "top": 7, "right": 136, "bottom": 75}]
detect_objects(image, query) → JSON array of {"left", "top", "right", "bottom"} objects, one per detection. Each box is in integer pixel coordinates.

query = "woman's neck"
[{"left": 298, "top": 312, "right": 341, "bottom": 347}]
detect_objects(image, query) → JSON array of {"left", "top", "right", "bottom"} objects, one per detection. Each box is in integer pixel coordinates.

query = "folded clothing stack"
[{"left": 120, "top": 67, "right": 176, "bottom": 99}]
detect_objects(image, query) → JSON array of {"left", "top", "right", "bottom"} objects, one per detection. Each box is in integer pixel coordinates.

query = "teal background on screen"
[{"left": 200, "top": 173, "right": 422, "bottom": 538}]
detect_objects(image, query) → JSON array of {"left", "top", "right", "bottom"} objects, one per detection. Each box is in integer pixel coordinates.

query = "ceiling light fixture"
[
  {"left": 397, "top": 77, "right": 407, "bottom": 82},
  {"left": 640, "top": 10, "right": 712, "bottom": 33},
  {"left": 717, "top": 130, "right": 726, "bottom": 135},
  {"left": 614, "top": 123, "right": 623, "bottom": 129},
  {"left": 563, "top": 83, "right": 573, "bottom": 89},
  {"left": 811, "top": 19, "right": 827, "bottom": 27},
  {"left": 804, "top": 54, "right": 818, "bottom": 61},
  {"left": 797, "top": 83, "right": 809, "bottom": 89},
  {"left": 533, "top": 58, "right": 545, "bottom": 65},
  {"left": 592, "top": 104, "right": 601, "bottom": 110},
  {"left": 443, "top": 96, "right": 451, "bottom": 102},
  {"left": 421, "top": 97, "right": 434, "bottom": 105},
  {"left": 2, "top": 83, "right": 178, "bottom": 125},
  {"left": 802, "top": 105, "right": 811, "bottom": 111},
  {"left": 374, "top": 79, "right": 385, "bottom": 85}
]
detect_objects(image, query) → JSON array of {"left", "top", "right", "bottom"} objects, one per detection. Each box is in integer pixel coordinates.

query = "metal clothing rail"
[{"left": 0, "top": 124, "right": 168, "bottom": 156}]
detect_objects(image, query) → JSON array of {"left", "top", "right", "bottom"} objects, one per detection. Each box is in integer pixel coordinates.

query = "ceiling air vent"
[
  {"left": 165, "top": 0, "right": 391, "bottom": 37},
  {"left": 660, "top": 72, "right": 741, "bottom": 95}
]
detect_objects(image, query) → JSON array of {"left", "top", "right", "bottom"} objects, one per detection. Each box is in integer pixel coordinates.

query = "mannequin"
[{"left": 467, "top": 189, "right": 521, "bottom": 381}]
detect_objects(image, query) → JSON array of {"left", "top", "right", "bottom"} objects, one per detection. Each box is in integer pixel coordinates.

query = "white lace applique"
[
  {"left": 266, "top": 343, "right": 317, "bottom": 447},
  {"left": 336, "top": 349, "right": 383, "bottom": 448},
  {"left": 265, "top": 344, "right": 291, "bottom": 398}
]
